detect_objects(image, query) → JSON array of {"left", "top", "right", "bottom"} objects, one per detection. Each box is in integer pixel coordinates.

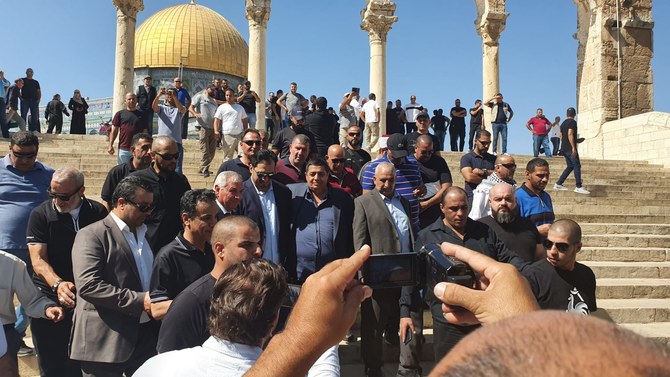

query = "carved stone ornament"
[
  {"left": 360, "top": 0, "right": 398, "bottom": 42},
  {"left": 112, "top": 0, "right": 144, "bottom": 18},
  {"left": 246, "top": 0, "right": 271, "bottom": 27}
]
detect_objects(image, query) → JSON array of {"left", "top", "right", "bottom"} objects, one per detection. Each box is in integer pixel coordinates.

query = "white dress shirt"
[
  {"left": 253, "top": 181, "right": 280, "bottom": 264},
  {"left": 379, "top": 191, "right": 411, "bottom": 253}
]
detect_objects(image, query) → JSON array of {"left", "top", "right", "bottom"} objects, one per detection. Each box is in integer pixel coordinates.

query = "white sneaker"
[
  {"left": 574, "top": 187, "right": 590, "bottom": 195},
  {"left": 553, "top": 183, "right": 568, "bottom": 191}
]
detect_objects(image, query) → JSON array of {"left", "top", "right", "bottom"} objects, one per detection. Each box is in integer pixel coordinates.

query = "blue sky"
[{"left": 2, "top": 0, "right": 668, "bottom": 154}]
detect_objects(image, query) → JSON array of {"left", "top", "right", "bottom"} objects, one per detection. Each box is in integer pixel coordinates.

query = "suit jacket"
[
  {"left": 70, "top": 215, "right": 155, "bottom": 363},
  {"left": 288, "top": 183, "right": 354, "bottom": 282},
  {"left": 238, "top": 179, "right": 293, "bottom": 267},
  {"left": 353, "top": 189, "right": 415, "bottom": 254}
]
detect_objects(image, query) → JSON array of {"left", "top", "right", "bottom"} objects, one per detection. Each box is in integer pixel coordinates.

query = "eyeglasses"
[
  {"left": 47, "top": 186, "right": 82, "bottom": 201},
  {"left": 543, "top": 239, "right": 570, "bottom": 252},
  {"left": 155, "top": 151, "right": 180, "bottom": 161},
  {"left": 420, "top": 150, "right": 433, "bottom": 156},
  {"left": 348, "top": 132, "right": 361, "bottom": 137},
  {"left": 174, "top": 80, "right": 182, "bottom": 83},
  {"left": 499, "top": 163, "right": 516, "bottom": 169},
  {"left": 254, "top": 171, "right": 274, "bottom": 180},
  {"left": 242, "top": 140, "right": 262, "bottom": 147},
  {"left": 330, "top": 158, "right": 346, "bottom": 163},
  {"left": 125, "top": 198, "right": 155, "bottom": 213},
  {"left": 11, "top": 150, "right": 37, "bottom": 159},
  {"left": 477, "top": 140, "right": 491, "bottom": 146}
]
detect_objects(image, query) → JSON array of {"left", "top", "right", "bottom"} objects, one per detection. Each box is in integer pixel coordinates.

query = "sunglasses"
[
  {"left": 174, "top": 80, "right": 182, "bottom": 83},
  {"left": 254, "top": 171, "right": 274, "bottom": 180},
  {"left": 242, "top": 140, "right": 262, "bottom": 147},
  {"left": 330, "top": 158, "right": 346, "bottom": 163},
  {"left": 155, "top": 151, "right": 180, "bottom": 161},
  {"left": 543, "top": 239, "right": 570, "bottom": 252},
  {"left": 499, "top": 163, "right": 516, "bottom": 169},
  {"left": 47, "top": 186, "right": 82, "bottom": 201},
  {"left": 12, "top": 150, "right": 37, "bottom": 159},
  {"left": 420, "top": 150, "right": 434, "bottom": 156},
  {"left": 125, "top": 198, "right": 155, "bottom": 213},
  {"left": 477, "top": 140, "right": 491, "bottom": 146},
  {"left": 348, "top": 132, "right": 361, "bottom": 137}
]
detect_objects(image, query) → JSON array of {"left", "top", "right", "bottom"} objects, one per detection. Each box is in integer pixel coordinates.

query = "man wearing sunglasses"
[
  {"left": 412, "top": 135, "right": 453, "bottom": 229},
  {"left": 469, "top": 154, "right": 518, "bottom": 220},
  {"left": 325, "top": 144, "right": 362, "bottom": 198},
  {"left": 70, "top": 176, "right": 158, "bottom": 376},
  {"left": 404, "top": 111, "right": 440, "bottom": 155},
  {"left": 26, "top": 167, "right": 107, "bottom": 375},
  {"left": 460, "top": 129, "right": 496, "bottom": 207},
  {"left": 216, "top": 128, "right": 261, "bottom": 181},
  {"left": 0, "top": 131, "right": 54, "bottom": 356},
  {"left": 522, "top": 219, "right": 596, "bottom": 314},
  {"left": 131, "top": 136, "right": 191, "bottom": 253},
  {"left": 101, "top": 133, "right": 153, "bottom": 210},
  {"left": 342, "top": 125, "right": 370, "bottom": 177},
  {"left": 238, "top": 149, "right": 292, "bottom": 267}
]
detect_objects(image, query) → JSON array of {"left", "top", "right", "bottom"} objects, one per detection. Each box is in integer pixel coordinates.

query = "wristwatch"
[
  {"left": 51, "top": 279, "right": 63, "bottom": 293},
  {"left": 482, "top": 168, "right": 489, "bottom": 176}
]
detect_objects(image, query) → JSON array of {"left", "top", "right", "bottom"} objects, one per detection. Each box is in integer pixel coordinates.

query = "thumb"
[{"left": 434, "top": 282, "right": 483, "bottom": 312}]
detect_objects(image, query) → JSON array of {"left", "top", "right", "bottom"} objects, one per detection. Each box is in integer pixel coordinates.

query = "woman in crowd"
[{"left": 68, "top": 89, "right": 89, "bottom": 134}]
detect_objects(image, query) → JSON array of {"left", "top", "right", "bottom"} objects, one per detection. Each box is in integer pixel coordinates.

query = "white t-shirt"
[
  {"left": 214, "top": 103, "right": 247, "bottom": 135},
  {"left": 362, "top": 99, "right": 380, "bottom": 123},
  {"left": 404, "top": 102, "right": 423, "bottom": 123}
]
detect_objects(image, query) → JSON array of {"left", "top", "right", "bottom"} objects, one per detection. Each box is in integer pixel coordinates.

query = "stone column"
[
  {"left": 112, "top": 0, "right": 143, "bottom": 113},
  {"left": 246, "top": 0, "right": 271, "bottom": 130},
  {"left": 361, "top": 0, "right": 397, "bottom": 149},
  {"left": 475, "top": 1, "right": 508, "bottom": 109}
]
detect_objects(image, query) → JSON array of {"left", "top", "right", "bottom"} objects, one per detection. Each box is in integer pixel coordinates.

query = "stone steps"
[
  {"left": 581, "top": 234, "right": 670, "bottom": 247},
  {"left": 566, "top": 214, "right": 670, "bottom": 224},
  {"left": 598, "top": 299, "right": 670, "bottom": 323},
  {"left": 579, "top": 247, "right": 670, "bottom": 262},
  {"left": 581, "top": 223, "right": 670, "bottom": 235},
  {"left": 584, "top": 261, "right": 670, "bottom": 278},
  {"left": 620, "top": 322, "right": 670, "bottom": 348},
  {"left": 596, "top": 278, "right": 670, "bottom": 299}
]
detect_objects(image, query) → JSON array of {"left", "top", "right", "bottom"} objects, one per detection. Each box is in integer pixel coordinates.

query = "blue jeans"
[
  {"left": 492, "top": 122, "right": 508, "bottom": 154},
  {"left": 0, "top": 98, "right": 8, "bottom": 138},
  {"left": 176, "top": 143, "right": 184, "bottom": 174},
  {"left": 533, "top": 134, "right": 552, "bottom": 157},
  {"left": 20, "top": 98, "right": 41, "bottom": 132},
  {"left": 434, "top": 130, "right": 446, "bottom": 151},
  {"left": 118, "top": 149, "right": 132, "bottom": 165},
  {"left": 557, "top": 152, "right": 583, "bottom": 188},
  {"left": 247, "top": 113, "right": 257, "bottom": 129}
]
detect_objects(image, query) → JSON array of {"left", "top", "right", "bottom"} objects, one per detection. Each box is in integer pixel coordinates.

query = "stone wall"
[{"left": 600, "top": 111, "right": 670, "bottom": 168}]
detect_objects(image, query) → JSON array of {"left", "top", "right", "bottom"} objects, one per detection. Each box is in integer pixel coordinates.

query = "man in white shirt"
[
  {"left": 134, "top": 258, "right": 339, "bottom": 377},
  {"left": 153, "top": 88, "right": 186, "bottom": 173},
  {"left": 214, "top": 88, "right": 248, "bottom": 162},
  {"left": 361, "top": 93, "right": 381, "bottom": 152}
]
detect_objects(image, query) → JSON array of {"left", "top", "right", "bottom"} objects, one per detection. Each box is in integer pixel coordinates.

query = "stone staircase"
[{"left": 11, "top": 134, "right": 670, "bottom": 376}]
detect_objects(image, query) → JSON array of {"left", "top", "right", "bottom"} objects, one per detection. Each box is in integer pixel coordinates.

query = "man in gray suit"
[
  {"left": 70, "top": 176, "right": 158, "bottom": 376},
  {"left": 353, "top": 162, "right": 415, "bottom": 377}
]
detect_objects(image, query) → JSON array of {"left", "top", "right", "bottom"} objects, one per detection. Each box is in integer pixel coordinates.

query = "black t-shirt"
[
  {"left": 216, "top": 158, "right": 251, "bottom": 181},
  {"left": 26, "top": 199, "right": 108, "bottom": 300},
  {"left": 304, "top": 110, "right": 337, "bottom": 157},
  {"left": 130, "top": 165, "right": 191, "bottom": 253},
  {"left": 470, "top": 107, "right": 483, "bottom": 126},
  {"left": 237, "top": 91, "right": 257, "bottom": 114},
  {"left": 431, "top": 115, "right": 447, "bottom": 131},
  {"left": 405, "top": 132, "right": 441, "bottom": 154},
  {"left": 271, "top": 126, "right": 317, "bottom": 159},
  {"left": 417, "top": 155, "right": 453, "bottom": 229},
  {"left": 21, "top": 78, "right": 40, "bottom": 101},
  {"left": 343, "top": 147, "right": 371, "bottom": 177},
  {"left": 100, "top": 159, "right": 140, "bottom": 203},
  {"left": 477, "top": 215, "right": 541, "bottom": 263},
  {"left": 560, "top": 119, "right": 578, "bottom": 153},
  {"left": 156, "top": 273, "right": 216, "bottom": 352},
  {"left": 459, "top": 151, "right": 496, "bottom": 199},
  {"left": 450, "top": 107, "right": 466, "bottom": 127},
  {"left": 149, "top": 233, "right": 214, "bottom": 303},
  {"left": 523, "top": 259, "right": 597, "bottom": 314}
]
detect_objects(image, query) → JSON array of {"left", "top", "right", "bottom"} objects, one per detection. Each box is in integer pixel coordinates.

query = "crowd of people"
[{"left": 0, "top": 74, "right": 636, "bottom": 377}]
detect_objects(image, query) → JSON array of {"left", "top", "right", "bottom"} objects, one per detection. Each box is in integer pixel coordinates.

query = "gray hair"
[
  {"left": 52, "top": 167, "right": 84, "bottom": 188},
  {"left": 374, "top": 162, "right": 395, "bottom": 176},
  {"left": 213, "top": 171, "right": 243, "bottom": 189}
]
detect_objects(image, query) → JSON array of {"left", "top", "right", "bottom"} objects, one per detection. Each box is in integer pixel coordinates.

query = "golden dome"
[{"left": 135, "top": 2, "right": 248, "bottom": 77}]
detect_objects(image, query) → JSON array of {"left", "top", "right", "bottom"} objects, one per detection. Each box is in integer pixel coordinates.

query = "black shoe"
[
  {"left": 345, "top": 333, "right": 357, "bottom": 343},
  {"left": 383, "top": 330, "right": 400, "bottom": 347},
  {"left": 17, "top": 341, "right": 34, "bottom": 357},
  {"left": 201, "top": 170, "right": 211, "bottom": 178},
  {"left": 539, "top": 147, "right": 545, "bottom": 154}
]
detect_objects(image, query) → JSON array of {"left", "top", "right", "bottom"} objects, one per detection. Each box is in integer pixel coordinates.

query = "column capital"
[
  {"left": 246, "top": 0, "right": 271, "bottom": 28},
  {"left": 112, "top": 0, "right": 143, "bottom": 18},
  {"left": 360, "top": 0, "right": 398, "bottom": 42},
  {"left": 476, "top": 17, "right": 508, "bottom": 46}
]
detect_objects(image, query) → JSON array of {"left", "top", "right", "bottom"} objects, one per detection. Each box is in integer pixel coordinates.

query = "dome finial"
[{"left": 190, "top": 0, "right": 195, "bottom": 4}]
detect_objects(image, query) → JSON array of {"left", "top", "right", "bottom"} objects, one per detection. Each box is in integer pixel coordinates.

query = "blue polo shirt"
[
  {"left": 0, "top": 154, "right": 54, "bottom": 249},
  {"left": 361, "top": 153, "right": 422, "bottom": 232}
]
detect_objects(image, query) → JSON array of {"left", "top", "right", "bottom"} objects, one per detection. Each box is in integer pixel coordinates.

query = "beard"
[
  {"left": 349, "top": 138, "right": 361, "bottom": 147},
  {"left": 495, "top": 210, "right": 516, "bottom": 224}
]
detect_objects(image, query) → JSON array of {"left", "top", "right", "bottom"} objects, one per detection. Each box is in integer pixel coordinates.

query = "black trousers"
[
  {"left": 432, "top": 319, "right": 478, "bottom": 360},
  {"left": 47, "top": 117, "right": 63, "bottom": 134},
  {"left": 181, "top": 113, "right": 189, "bottom": 139},
  {"left": 142, "top": 108, "right": 154, "bottom": 135},
  {"left": 450, "top": 124, "right": 466, "bottom": 152},
  {"left": 360, "top": 288, "right": 400, "bottom": 372},
  {"left": 32, "top": 312, "right": 82, "bottom": 377},
  {"left": 405, "top": 122, "right": 416, "bottom": 134},
  {"left": 79, "top": 321, "right": 158, "bottom": 377},
  {"left": 468, "top": 124, "right": 482, "bottom": 150}
]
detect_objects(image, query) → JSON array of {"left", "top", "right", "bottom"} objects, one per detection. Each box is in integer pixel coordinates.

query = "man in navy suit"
[
  {"left": 238, "top": 150, "right": 293, "bottom": 270},
  {"left": 288, "top": 158, "right": 354, "bottom": 284}
]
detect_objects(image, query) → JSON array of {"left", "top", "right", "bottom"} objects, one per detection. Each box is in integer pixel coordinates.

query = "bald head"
[
  {"left": 326, "top": 144, "right": 345, "bottom": 175},
  {"left": 441, "top": 186, "right": 468, "bottom": 206},
  {"left": 152, "top": 135, "right": 176, "bottom": 153},
  {"left": 489, "top": 183, "right": 516, "bottom": 224},
  {"left": 550, "top": 219, "right": 582, "bottom": 244},
  {"left": 432, "top": 311, "right": 670, "bottom": 377},
  {"left": 212, "top": 215, "right": 258, "bottom": 246},
  {"left": 494, "top": 155, "right": 516, "bottom": 181}
]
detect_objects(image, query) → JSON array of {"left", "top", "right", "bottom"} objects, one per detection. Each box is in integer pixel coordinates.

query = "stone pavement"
[{"left": 10, "top": 134, "right": 670, "bottom": 375}]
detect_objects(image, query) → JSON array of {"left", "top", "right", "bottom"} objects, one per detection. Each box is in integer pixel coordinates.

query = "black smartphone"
[
  {"left": 361, "top": 253, "right": 418, "bottom": 289},
  {"left": 351, "top": 87, "right": 360, "bottom": 95}
]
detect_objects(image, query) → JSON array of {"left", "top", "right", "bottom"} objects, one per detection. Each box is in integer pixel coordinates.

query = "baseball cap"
[
  {"left": 387, "top": 133, "right": 408, "bottom": 157},
  {"left": 416, "top": 111, "right": 429, "bottom": 120},
  {"left": 290, "top": 106, "right": 304, "bottom": 120}
]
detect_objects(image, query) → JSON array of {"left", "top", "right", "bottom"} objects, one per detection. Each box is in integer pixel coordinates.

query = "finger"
[
  {"left": 440, "top": 242, "right": 506, "bottom": 280},
  {"left": 325, "top": 245, "right": 371, "bottom": 284},
  {"left": 434, "top": 282, "right": 484, "bottom": 314},
  {"left": 442, "top": 307, "right": 479, "bottom": 326},
  {"left": 343, "top": 284, "right": 371, "bottom": 317}
]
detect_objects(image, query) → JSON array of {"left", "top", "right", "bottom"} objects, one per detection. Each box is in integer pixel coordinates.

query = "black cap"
[
  {"left": 416, "top": 111, "right": 429, "bottom": 120},
  {"left": 387, "top": 133, "right": 408, "bottom": 157}
]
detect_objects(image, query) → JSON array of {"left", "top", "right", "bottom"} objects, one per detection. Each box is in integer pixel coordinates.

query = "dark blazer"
[
  {"left": 288, "top": 183, "right": 354, "bottom": 281},
  {"left": 353, "top": 189, "right": 415, "bottom": 254},
  {"left": 70, "top": 215, "right": 155, "bottom": 363},
  {"left": 238, "top": 179, "right": 293, "bottom": 267}
]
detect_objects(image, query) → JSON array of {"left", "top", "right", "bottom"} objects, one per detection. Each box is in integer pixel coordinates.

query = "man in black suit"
[
  {"left": 212, "top": 171, "right": 243, "bottom": 220},
  {"left": 288, "top": 158, "right": 354, "bottom": 284},
  {"left": 136, "top": 76, "right": 157, "bottom": 135},
  {"left": 238, "top": 150, "right": 293, "bottom": 269}
]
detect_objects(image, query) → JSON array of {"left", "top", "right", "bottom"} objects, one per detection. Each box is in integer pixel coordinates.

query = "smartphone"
[
  {"left": 351, "top": 87, "right": 360, "bottom": 95},
  {"left": 361, "top": 253, "right": 418, "bottom": 289}
]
